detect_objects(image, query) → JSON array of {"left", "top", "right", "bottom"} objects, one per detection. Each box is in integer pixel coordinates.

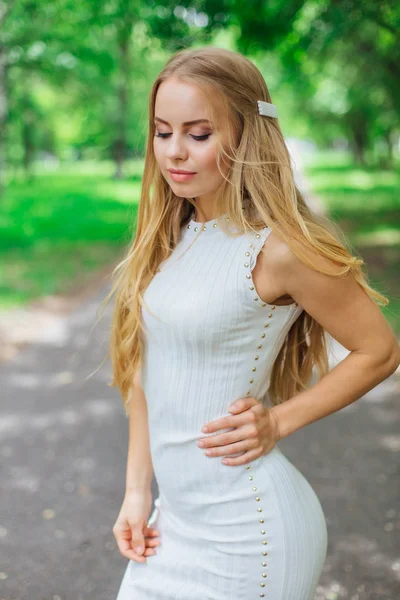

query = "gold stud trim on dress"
[
  {"left": 186, "top": 214, "right": 230, "bottom": 231},
  {"left": 244, "top": 227, "right": 275, "bottom": 598},
  {"left": 244, "top": 227, "right": 276, "bottom": 310},
  {"left": 245, "top": 228, "right": 275, "bottom": 398},
  {"left": 242, "top": 229, "right": 273, "bottom": 595},
  {"left": 245, "top": 459, "right": 269, "bottom": 595}
]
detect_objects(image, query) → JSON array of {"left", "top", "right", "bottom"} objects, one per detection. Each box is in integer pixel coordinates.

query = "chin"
[{"left": 171, "top": 186, "right": 199, "bottom": 198}]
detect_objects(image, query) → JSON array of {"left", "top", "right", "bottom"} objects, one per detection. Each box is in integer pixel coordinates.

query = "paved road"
[{"left": 2, "top": 273, "right": 399, "bottom": 600}]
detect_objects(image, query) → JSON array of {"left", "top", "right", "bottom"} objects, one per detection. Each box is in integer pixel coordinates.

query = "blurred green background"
[{"left": 1, "top": 0, "right": 399, "bottom": 333}]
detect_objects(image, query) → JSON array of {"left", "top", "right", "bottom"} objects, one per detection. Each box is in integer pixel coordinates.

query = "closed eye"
[{"left": 154, "top": 132, "right": 211, "bottom": 141}]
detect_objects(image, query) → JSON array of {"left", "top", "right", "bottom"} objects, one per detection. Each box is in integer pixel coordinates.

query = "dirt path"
[{"left": 0, "top": 257, "right": 122, "bottom": 362}]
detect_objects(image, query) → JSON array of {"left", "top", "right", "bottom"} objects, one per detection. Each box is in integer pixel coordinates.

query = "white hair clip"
[{"left": 257, "top": 100, "right": 278, "bottom": 119}]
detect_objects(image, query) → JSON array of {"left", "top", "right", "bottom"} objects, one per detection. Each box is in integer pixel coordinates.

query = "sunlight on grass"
[
  {"left": 2, "top": 155, "right": 399, "bottom": 337},
  {"left": 306, "top": 168, "right": 399, "bottom": 194},
  {"left": 33, "top": 159, "right": 145, "bottom": 178},
  {"left": 354, "top": 229, "right": 400, "bottom": 246},
  {"left": 1, "top": 160, "right": 143, "bottom": 309}
]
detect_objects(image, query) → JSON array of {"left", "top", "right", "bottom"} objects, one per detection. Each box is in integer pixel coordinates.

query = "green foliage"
[
  {"left": 304, "top": 149, "right": 400, "bottom": 334},
  {"left": 1, "top": 0, "right": 399, "bottom": 180},
  {"left": 0, "top": 161, "right": 142, "bottom": 307},
  {"left": 1, "top": 0, "right": 399, "bottom": 318}
]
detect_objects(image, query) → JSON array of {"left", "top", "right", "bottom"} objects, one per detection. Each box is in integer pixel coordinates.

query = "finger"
[
  {"left": 130, "top": 530, "right": 149, "bottom": 558},
  {"left": 201, "top": 417, "right": 238, "bottom": 433},
  {"left": 198, "top": 431, "right": 238, "bottom": 449},
  {"left": 143, "top": 527, "right": 161, "bottom": 549},
  {"left": 145, "top": 536, "right": 162, "bottom": 548},
  {"left": 221, "top": 448, "right": 261, "bottom": 466},
  {"left": 202, "top": 406, "right": 259, "bottom": 434},
  {"left": 115, "top": 537, "right": 148, "bottom": 562},
  {"left": 228, "top": 397, "right": 261, "bottom": 414},
  {"left": 144, "top": 526, "right": 161, "bottom": 537},
  {"left": 199, "top": 424, "right": 256, "bottom": 449},
  {"left": 204, "top": 438, "right": 258, "bottom": 458}
]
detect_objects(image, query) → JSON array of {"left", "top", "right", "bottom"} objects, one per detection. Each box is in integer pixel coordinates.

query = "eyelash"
[{"left": 154, "top": 132, "right": 211, "bottom": 142}]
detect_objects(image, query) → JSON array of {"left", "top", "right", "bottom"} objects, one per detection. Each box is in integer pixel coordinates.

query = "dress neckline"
[
  {"left": 183, "top": 212, "right": 271, "bottom": 238},
  {"left": 184, "top": 212, "right": 230, "bottom": 235}
]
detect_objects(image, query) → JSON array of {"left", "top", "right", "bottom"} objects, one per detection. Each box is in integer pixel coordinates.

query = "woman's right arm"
[
  {"left": 113, "top": 367, "right": 161, "bottom": 563},
  {"left": 125, "top": 367, "right": 153, "bottom": 493}
]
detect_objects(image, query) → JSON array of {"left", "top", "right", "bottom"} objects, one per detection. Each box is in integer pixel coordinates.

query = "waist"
[{"left": 151, "top": 436, "right": 284, "bottom": 507}]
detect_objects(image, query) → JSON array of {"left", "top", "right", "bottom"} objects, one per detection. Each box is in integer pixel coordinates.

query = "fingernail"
[
  {"left": 197, "top": 440, "right": 204, "bottom": 447},
  {"left": 134, "top": 546, "right": 143, "bottom": 554},
  {"left": 202, "top": 426, "right": 208, "bottom": 432}
]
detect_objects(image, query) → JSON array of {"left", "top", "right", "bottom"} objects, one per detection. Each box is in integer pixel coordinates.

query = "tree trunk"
[
  {"left": 0, "top": 47, "right": 8, "bottom": 195},
  {"left": 383, "top": 128, "right": 393, "bottom": 168},
  {"left": 21, "top": 90, "right": 35, "bottom": 180},
  {"left": 347, "top": 113, "right": 368, "bottom": 166},
  {"left": 113, "top": 25, "right": 132, "bottom": 180}
]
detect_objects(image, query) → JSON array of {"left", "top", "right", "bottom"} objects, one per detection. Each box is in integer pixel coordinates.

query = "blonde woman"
[{"left": 108, "top": 47, "right": 399, "bottom": 599}]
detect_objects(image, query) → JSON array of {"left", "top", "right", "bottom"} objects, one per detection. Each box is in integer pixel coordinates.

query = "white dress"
[{"left": 116, "top": 213, "right": 328, "bottom": 600}]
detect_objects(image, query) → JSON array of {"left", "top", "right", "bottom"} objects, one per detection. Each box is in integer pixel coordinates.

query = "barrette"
[{"left": 257, "top": 100, "right": 278, "bottom": 119}]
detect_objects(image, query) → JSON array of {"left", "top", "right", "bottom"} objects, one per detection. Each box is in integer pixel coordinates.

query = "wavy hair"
[{"left": 98, "top": 46, "right": 388, "bottom": 416}]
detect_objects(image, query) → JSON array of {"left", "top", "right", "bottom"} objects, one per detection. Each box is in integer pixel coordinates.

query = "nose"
[{"left": 165, "top": 134, "right": 188, "bottom": 161}]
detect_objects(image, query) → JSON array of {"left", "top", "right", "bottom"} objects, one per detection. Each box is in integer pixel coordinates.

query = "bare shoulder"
[
  {"left": 263, "top": 229, "right": 343, "bottom": 276},
  {"left": 262, "top": 229, "right": 398, "bottom": 364},
  {"left": 262, "top": 229, "right": 353, "bottom": 305}
]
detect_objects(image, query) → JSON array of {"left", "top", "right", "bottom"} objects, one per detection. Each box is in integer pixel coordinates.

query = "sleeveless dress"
[{"left": 116, "top": 213, "right": 328, "bottom": 600}]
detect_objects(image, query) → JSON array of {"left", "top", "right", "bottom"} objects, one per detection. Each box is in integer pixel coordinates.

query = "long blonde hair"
[{"left": 99, "top": 46, "right": 388, "bottom": 416}]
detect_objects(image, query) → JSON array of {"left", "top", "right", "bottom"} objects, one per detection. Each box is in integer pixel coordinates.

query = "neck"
[
  {"left": 190, "top": 195, "right": 222, "bottom": 223},
  {"left": 192, "top": 207, "right": 222, "bottom": 222}
]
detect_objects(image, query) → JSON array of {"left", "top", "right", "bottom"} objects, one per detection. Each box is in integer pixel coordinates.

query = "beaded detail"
[
  {"left": 245, "top": 227, "right": 272, "bottom": 308},
  {"left": 186, "top": 214, "right": 230, "bottom": 232},
  {"left": 242, "top": 228, "right": 274, "bottom": 594},
  {"left": 245, "top": 460, "right": 269, "bottom": 595},
  {"left": 245, "top": 228, "right": 276, "bottom": 397},
  {"left": 245, "top": 227, "right": 298, "bottom": 312}
]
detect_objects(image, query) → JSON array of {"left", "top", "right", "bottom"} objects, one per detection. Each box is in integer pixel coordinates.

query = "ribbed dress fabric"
[{"left": 116, "top": 214, "right": 328, "bottom": 600}]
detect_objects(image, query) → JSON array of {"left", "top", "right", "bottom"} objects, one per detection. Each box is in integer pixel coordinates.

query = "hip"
[{"left": 151, "top": 444, "right": 327, "bottom": 538}]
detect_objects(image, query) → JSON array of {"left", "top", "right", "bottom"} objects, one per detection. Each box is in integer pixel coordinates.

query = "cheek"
[{"left": 195, "top": 143, "right": 220, "bottom": 172}]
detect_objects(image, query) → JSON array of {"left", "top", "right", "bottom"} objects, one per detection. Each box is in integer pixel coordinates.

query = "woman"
[{"left": 106, "top": 47, "right": 399, "bottom": 599}]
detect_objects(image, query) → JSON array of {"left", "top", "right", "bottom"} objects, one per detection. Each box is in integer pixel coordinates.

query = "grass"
[
  {"left": 2, "top": 153, "right": 399, "bottom": 338},
  {"left": 303, "top": 150, "right": 400, "bottom": 336},
  {"left": 0, "top": 160, "right": 143, "bottom": 308}
]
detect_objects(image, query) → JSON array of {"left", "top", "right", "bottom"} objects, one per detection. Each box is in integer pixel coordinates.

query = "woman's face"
[{"left": 153, "top": 76, "right": 231, "bottom": 206}]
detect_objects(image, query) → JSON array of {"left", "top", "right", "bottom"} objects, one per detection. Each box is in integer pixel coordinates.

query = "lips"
[
  {"left": 168, "top": 170, "right": 197, "bottom": 182},
  {"left": 168, "top": 169, "right": 196, "bottom": 174}
]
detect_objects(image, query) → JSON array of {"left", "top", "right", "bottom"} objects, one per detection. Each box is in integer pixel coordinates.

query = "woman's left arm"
[{"left": 270, "top": 244, "right": 400, "bottom": 440}]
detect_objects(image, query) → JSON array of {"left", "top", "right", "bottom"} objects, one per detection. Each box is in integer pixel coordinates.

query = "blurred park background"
[
  {"left": 1, "top": 0, "right": 399, "bottom": 330},
  {"left": 1, "top": 2, "right": 399, "bottom": 600}
]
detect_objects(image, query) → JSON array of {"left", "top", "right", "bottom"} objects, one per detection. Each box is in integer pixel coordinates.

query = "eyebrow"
[{"left": 154, "top": 117, "right": 212, "bottom": 127}]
